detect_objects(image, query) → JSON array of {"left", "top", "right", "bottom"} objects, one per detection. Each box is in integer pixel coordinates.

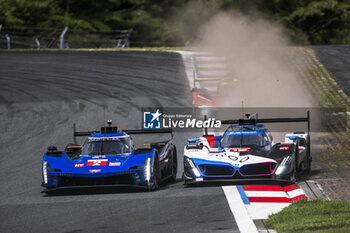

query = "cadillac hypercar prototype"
[
  {"left": 42, "top": 121, "right": 177, "bottom": 192},
  {"left": 184, "top": 112, "right": 312, "bottom": 184}
]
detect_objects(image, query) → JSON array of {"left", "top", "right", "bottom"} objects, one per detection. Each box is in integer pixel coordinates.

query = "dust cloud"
[{"left": 192, "top": 12, "right": 315, "bottom": 108}]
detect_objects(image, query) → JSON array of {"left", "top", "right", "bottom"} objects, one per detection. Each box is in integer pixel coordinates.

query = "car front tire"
[
  {"left": 170, "top": 146, "right": 177, "bottom": 182},
  {"left": 147, "top": 157, "right": 160, "bottom": 191}
]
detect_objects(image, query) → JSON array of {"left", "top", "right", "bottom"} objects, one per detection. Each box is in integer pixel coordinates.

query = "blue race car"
[{"left": 42, "top": 121, "right": 177, "bottom": 192}]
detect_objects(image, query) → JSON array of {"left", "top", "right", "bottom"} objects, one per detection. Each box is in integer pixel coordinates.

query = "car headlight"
[
  {"left": 143, "top": 157, "right": 152, "bottom": 182},
  {"left": 43, "top": 161, "right": 50, "bottom": 184},
  {"left": 184, "top": 157, "right": 201, "bottom": 177}
]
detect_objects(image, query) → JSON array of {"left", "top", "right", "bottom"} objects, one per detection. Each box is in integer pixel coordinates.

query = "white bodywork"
[{"left": 184, "top": 137, "right": 277, "bottom": 169}]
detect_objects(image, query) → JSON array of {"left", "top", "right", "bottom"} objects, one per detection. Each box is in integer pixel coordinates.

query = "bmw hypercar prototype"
[
  {"left": 42, "top": 121, "right": 177, "bottom": 192},
  {"left": 183, "top": 113, "right": 312, "bottom": 184}
]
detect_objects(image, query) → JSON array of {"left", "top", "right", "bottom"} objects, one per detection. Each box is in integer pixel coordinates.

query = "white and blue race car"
[{"left": 183, "top": 113, "right": 312, "bottom": 184}]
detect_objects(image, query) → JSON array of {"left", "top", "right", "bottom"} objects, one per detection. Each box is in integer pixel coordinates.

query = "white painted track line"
[
  {"left": 222, "top": 186, "right": 259, "bottom": 233},
  {"left": 246, "top": 203, "right": 290, "bottom": 220}
]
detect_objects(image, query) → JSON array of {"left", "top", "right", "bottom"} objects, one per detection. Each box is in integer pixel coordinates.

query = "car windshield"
[
  {"left": 220, "top": 131, "right": 265, "bottom": 148},
  {"left": 81, "top": 137, "right": 133, "bottom": 155}
]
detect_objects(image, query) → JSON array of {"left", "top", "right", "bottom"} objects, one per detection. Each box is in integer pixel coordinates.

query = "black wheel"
[
  {"left": 305, "top": 152, "right": 312, "bottom": 174},
  {"left": 170, "top": 146, "right": 177, "bottom": 182},
  {"left": 290, "top": 158, "right": 297, "bottom": 183},
  {"left": 305, "top": 136, "right": 312, "bottom": 174},
  {"left": 290, "top": 169, "right": 296, "bottom": 183},
  {"left": 147, "top": 157, "right": 160, "bottom": 191}
]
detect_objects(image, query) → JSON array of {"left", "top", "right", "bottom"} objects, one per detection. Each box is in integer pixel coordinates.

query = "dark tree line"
[{"left": 0, "top": 0, "right": 349, "bottom": 46}]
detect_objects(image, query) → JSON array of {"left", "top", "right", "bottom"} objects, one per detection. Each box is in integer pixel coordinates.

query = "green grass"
[{"left": 264, "top": 200, "right": 350, "bottom": 233}]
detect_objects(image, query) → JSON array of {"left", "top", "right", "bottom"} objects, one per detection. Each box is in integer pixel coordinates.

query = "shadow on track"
[
  {"left": 43, "top": 179, "right": 184, "bottom": 196},
  {"left": 297, "top": 169, "right": 321, "bottom": 182},
  {"left": 184, "top": 179, "right": 294, "bottom": 188},
  {"left": 183, "top": 170, "right": 318, "bottom": 189}
]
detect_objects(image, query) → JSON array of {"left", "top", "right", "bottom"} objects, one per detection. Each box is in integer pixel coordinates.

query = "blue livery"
[{"left": 42, "top": 122, "right": 177, "bottom": 192}]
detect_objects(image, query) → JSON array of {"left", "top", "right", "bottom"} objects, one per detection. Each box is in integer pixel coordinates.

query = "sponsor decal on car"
[
  {"left": 230, "top": 148, "right": 250, "bottom": 153},
  {"left": 87, "top": 159, "right": 108, "bottom": 166},
  {"left": 279, "top": 146, "right": 289, "bottom": 150},
  {"left": 109, "top": 162, "right": 121, "bottom": 166},
  {"left": 92, "top": 156, "right": 106, "bottom": 158},
  {"left": 75, "top": 163, "right": 84, "bottom": 167},
  {"left": 188, "top": 149, "right": 200, "bottom": 152},
  {"left": 89, "top": 169, "right": 101, "bottom": 173}
]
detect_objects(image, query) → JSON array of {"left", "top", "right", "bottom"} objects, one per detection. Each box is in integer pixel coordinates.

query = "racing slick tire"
[
  {"left": 305, "top": 141, "right": 312, "bottom": 174},
  {"left": 290, "top": 166, "right": 297, "bottom": 183},
  {"left": 170, "top": 146, "right": 177, "bottom": 182},
  {"left": 305, "top": 154, "right": 312, "bottom": 174},
  {"left": 305, "top": 135, "right": 312, "bottom": 174},
  {"left": 147, "top": 156, "right": 160, "bottom": 192},
  {"left": 290, "top": 158, "right": 297, "bottom": 183}
]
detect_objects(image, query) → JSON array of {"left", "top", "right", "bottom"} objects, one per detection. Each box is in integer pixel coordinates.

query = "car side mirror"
[{"left": 48, "top": 146, "right": 58, "bottom": 152}]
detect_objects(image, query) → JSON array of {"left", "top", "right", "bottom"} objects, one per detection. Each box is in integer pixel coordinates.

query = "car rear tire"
[
  {"left": 305, "top": 136, "right": 312, "bottom": 174},
  {"left": 305, "top": 155, "right": 311, "bottom": 174},
  {"left": 170, "top": 146, "right": 177, "bottom": 182}
]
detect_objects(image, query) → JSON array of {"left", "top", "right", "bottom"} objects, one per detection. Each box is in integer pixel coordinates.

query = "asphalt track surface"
[
  {"left": 312, "top": 44, "right": 350, "bottom": 96},
  {"left": 0, "top": 51, "right": 239, "bottom": 233}
]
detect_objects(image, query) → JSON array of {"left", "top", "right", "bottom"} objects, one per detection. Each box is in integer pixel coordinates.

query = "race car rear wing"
[
  {"left": 73, "top": 122, "right": 173, "bottom": 143},
  {"left": 221, "top": 111, "right": 310, "bottom": 133},
  {"left": 122, "top": 129, "right": 173, "bottom": 135}
]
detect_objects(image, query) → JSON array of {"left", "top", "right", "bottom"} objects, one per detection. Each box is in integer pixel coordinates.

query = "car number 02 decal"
[{"left": 87, "top": 159, "right": 108, "bottom": 166}]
